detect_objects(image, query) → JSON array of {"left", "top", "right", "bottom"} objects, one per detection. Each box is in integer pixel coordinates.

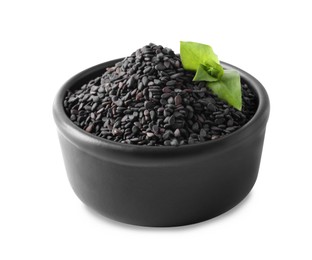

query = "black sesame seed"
[
  {"left": 168, "top": 115, "right": 175, "bottom": 125},
  {"left": 174, "top": 128, "right": 181, "bottom": 137},
  {"left": 170, "top": 138, "right": 179, "bottom": 146},
  {"left": 155, "top": 63, "right": 166, "bottom": 71},
  {"left": 132, "top": 126, "right": 140, "bottom": 134},
  {"left": 144, "top": 101, "right": 155, "bottom": 109},
  {"left": 64, "top": 44, "right": 257, "bottom": 146}
]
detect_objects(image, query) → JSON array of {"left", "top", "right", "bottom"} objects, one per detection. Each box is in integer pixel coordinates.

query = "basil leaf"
[
  {"left": 180, "top": 41, "right": 243, "bottom": 110},
  {"left": 180, "top": 41, "right": 220, "bottom": 71},
  {"left": 208, "top": 70, "right": 242, "bottom": 110},
  {"left": 193, "top": 64, "right": 219, "bottom": 82}
]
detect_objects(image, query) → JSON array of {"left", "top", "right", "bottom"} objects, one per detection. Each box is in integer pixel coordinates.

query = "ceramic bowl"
[{"left": 53, "top": 59, "right": 270, "bottom": 227}]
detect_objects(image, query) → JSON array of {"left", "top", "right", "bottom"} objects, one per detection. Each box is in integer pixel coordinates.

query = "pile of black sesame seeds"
[{"left": 64, "top": 43, "right": 257, "bottom": 146}]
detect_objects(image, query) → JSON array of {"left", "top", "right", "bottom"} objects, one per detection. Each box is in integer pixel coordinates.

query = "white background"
[{"left": 1, "top": 0, "right": 311, "bottom": 259}]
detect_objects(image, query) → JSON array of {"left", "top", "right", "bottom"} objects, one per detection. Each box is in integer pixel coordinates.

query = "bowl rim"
[{"left": 53, "top": 59, "right": 270, "bottom": 159}]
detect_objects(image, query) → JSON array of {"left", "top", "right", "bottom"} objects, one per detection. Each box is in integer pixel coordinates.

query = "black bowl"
[{"left": 53, "top": 59, "right": 270, "bottom": 227}]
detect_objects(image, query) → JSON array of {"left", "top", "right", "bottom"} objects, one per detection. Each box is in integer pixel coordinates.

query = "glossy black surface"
[{"left": 53, "top": 59, "right": 270, "bottom": 227}]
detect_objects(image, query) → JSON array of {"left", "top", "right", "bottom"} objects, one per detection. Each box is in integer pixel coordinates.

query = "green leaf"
[
  {"left": 208, "top": 70, "right": 242, "bottom": 110},
  {"left": 180, "top": 41, "right": 220, "bottom": 71},
  {"left": 193, "top": 64, "right": 219, "bottom": 82},
  {"left": 180, "top": 41, "right": 243, "bottom": 110}
]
